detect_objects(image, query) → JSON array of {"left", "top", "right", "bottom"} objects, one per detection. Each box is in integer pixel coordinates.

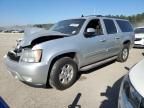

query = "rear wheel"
[
  {"left": 49, "top": 57, "right": 78, "bottom": 90},
  {"left": 117, "top": 45, "right": 129, "bottom": 62}
]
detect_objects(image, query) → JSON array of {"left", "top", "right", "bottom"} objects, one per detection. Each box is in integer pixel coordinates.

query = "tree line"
[
  {"left": 34, "top": 12, "right": 144, "bottom": 29},
  {"left": 106, "top": 12, "right": 144, "bottom": 26}
]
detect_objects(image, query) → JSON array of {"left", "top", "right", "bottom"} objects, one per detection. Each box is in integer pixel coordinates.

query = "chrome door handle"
[
  {"left": 100, "top": 39, "right": 106, "bottom": 42},
  {"left": 115, "top": 37, "right": 120, "bottom": 39}
]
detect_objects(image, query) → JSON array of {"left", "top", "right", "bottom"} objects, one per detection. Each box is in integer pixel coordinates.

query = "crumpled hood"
[
  {"left": 20, "top": 29, "right": 67, "bottom": 47},
  {"left": 129, "top": 59, "right": 144, "bottom": 98}
]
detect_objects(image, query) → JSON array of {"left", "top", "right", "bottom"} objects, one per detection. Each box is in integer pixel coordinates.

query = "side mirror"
[{"left": 85, "top": 28, "right": 96, "bottom": 37}]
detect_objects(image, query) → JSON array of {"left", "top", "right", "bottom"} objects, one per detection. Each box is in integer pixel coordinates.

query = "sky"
[{"left": 0, "top": 0, "right": 144, "bottom": 26}]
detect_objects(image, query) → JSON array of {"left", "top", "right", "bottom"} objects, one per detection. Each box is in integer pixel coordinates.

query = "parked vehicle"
[
  {"left": 11, "top": 30, "right": 19, "bottom": 33},
  {"left": 18, "top": 30, "right": 24, "bottom": 33},
  {"left": 3, "top": 30, "right": 12, "bottom": 33},
  {"left": 118, "top": 59, "right": 144, "bottom": 108},
  {"left": 4, "top": 15, "right": 134, "bottom": 90},
  {"left": 134, "top": 27, "right": 144, "bottom": 48}
]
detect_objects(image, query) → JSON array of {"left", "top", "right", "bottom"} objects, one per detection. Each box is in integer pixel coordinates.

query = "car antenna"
[{"left": 81, "top": 14, "right": 84, "bottom": 17}]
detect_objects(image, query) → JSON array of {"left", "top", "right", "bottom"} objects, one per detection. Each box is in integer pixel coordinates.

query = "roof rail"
[
  {"left": 81, "top": 15, "right": 126, "bottom": 19},
  {"left": 81, "top": 15, "right": 103, "bottom": 17}
]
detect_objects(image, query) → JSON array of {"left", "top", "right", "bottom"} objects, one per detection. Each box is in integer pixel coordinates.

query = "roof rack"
[
  {"left": 81, "top": 15, "right": 103, "bottom": 17},
  {"left": 81, "top": 15, "right": 126, "bottom": 19}
]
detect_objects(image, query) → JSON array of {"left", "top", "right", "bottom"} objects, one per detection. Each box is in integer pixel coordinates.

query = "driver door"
[{"left": 81, "top": 19, "right": 109, "bottom": 66}]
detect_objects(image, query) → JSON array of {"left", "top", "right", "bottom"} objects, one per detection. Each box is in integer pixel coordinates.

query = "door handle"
[
  {"left": 100, "top": 39, "right": 106, "bottom": 42},
  {"left": 115, "top": 37, "right": 120, "bottom": 40}
]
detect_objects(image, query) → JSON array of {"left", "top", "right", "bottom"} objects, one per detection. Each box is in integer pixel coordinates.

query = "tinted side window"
[
  {"left": 116, "top": 20, "right": 133, "bottom": 32},
  {"left": 104, "top": 19, "right": 117, "bottom": 34}
]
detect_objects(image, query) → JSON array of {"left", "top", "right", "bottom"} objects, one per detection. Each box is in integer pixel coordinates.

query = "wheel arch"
[
  {"left": 123, "top": 40, "right": 131, "bottom": 46},
  {"left": 46, "top": 52, "right": 80, "bottom": 86}
]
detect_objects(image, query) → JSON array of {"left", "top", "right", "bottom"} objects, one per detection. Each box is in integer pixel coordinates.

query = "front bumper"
[
  {"left": 4, "top": 55, "right": 49, "bottom": 86},
  {"left": 134, "top": 39, "right": 144, "bottom": 48}
]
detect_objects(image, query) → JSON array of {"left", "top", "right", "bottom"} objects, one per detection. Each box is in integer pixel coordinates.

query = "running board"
[{"left": 80, "top": 56, "right": 117, "bottom": 71}]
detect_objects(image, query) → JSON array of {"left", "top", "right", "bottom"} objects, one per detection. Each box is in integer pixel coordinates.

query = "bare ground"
[{"left": 0, "top": 33, "right": 143, "bottom": 108}]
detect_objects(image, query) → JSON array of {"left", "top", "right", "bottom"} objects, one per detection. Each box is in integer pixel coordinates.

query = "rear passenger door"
[{"left": 103, "top": 19, "right": 121, "bottom": 57}]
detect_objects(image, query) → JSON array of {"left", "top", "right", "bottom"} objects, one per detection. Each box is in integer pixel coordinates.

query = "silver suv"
[{"left": 4, "top": 15, "right": 134, "bottom": 90}]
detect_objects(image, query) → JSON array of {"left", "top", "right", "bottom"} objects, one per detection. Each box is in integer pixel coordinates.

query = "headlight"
[
  {"left": 20, "top": 49, "right": 42, "bottom": 63},
  {"left": 123, "top": 75, "right": 142, "bottom": 107}
]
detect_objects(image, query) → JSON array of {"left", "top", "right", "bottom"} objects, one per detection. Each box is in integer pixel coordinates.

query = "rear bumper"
[
  {"left": 4, "top": 55, "right": 49, "bottom": 86},
  {"left": 134, "top": 39, "right": 144, "bottom": 48}
]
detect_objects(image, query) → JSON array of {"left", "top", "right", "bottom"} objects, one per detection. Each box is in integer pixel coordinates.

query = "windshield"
[
  {"left": 51, "top": 19, "right": 85, "bottom": 35},
  {"left": 135, "top": 28, "right": 144, "bottom": 34}
]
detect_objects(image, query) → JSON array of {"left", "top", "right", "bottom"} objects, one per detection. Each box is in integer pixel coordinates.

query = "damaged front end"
[
  {"left": 4, "top": 30, "right": 68, "bottom": 85},
  {"left": 7, "top": 30, "right": 67, "bottom": 63}
]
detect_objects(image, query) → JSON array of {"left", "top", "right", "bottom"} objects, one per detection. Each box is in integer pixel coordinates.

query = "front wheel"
[
  {"left": 49, "top": 57, "right": 78, "bottom": 90},
  {"left": 117, "top": 45, "right": 129, "bottom": 62}
]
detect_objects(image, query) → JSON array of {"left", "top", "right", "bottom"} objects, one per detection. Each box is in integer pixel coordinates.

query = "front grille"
[
  {"left": 7, "top": 51, "right": 20, "bottom": 62},
  {"left": 135, "top": 38, "right": 142, "bottom": 41}
]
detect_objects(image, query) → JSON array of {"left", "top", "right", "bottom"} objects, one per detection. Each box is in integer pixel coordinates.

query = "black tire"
[
  {"left": 117, "top": 44, "right": 129, "bottom": 62},
  {"left": 49, "top": 57, "right": 78, "bottom": 90}
]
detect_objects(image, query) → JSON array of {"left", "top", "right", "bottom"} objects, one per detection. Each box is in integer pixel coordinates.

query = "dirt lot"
[{"left": 0, "top": 33, "right": 143, "bottom": 108}]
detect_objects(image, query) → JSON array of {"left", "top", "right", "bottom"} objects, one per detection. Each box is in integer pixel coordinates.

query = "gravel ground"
[{"left": 0, "top": 33, "right": 143, "bottom": 108}]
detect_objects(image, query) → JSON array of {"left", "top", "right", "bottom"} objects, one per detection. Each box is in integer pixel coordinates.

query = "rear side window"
[
  {"left": 116, "top": 20, "right": 133, "bottom": 32},
  {"left": 103, "top": 19, "right": 117, "bottom": 34}
]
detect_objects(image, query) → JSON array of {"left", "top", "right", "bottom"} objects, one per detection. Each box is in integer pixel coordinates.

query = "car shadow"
[
  {"left": 133, "top": 47, "right": 144, "bottom": 49},
  {"left": 99, "top": 76, "right": 124, "bottom": 108}
]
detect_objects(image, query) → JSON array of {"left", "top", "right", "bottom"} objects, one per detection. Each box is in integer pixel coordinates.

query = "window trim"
[
  {"left": 103, "top": 19, "right": 118, "bottom": 34},
  {"left": 83, "top": 18, "right": 104, "bottom": 38},
  {"left": 116, "top": 20, "right": 133, "bottom": 32}
]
